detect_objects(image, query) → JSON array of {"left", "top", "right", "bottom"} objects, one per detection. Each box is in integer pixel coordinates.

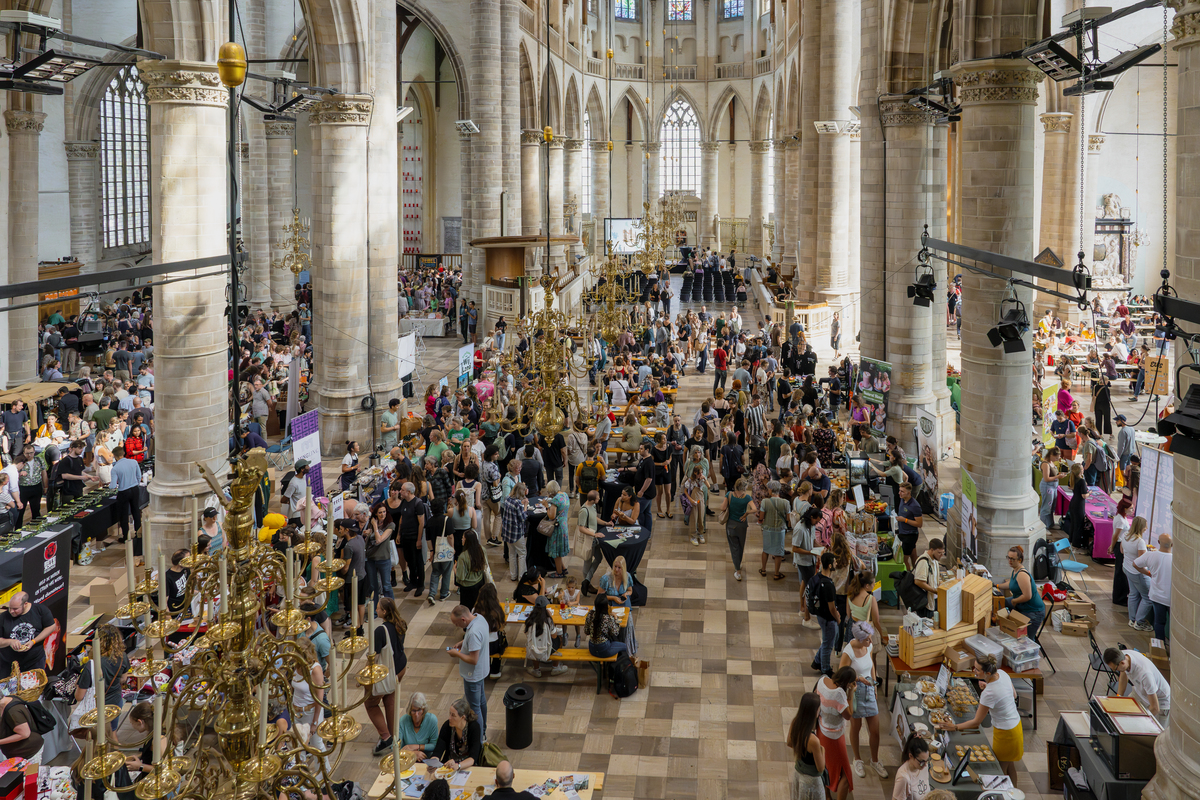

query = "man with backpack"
[
  {"left": 575, "top": 443, "right": 606, "bottom": 501},
  {"left": 281, "top": 460, "right": 311, "bottom": 522},
  {"left": 808, "top": 552, "right": 840, "bottom": 676},
  {"left": 908, "top": 539, "right": 945, "bottom": 620}
]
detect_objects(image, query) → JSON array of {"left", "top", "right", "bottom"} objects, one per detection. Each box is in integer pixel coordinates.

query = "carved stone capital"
[
  {"left": 1088, "top": 134, "right": 1107, "bottom": 154},
  {"left": 951, "top": 60, "right": 1041, "bottom": 106},
  {"left": 773, "top": 138, "right": 789, "bottom": 150},
  {"left": 643, "top": 142, "right": 661, "bottom": 154},
  {"left": 138, "top": 61, "right": 226, "bottom": 107},
  {"left": 1168, "top": 2, "right": 1200, "bottom": 43},
  {"left": 64, "top": 141, "right": 100, "bottom": 160},
  {"left": 1040, "top": 112, "right": 1072, "bottom": 134},
  {"left": 309, "top": 94, "right": 372, "bottom": 126},
  {"left": 4, "top": 110, "right": 46, "bottom": 134},
  {"left": 785, "top": 137, "right": 801, "bottom": 150},
  {"left": 749, "top": 140, "right": 771, "bottom": 153},
  {"left": 237, "top": 142, "right": 250, "bottom": 159},
  {"left": 591, "top": 140, "right": 611, "bottom": 153},
  {"left": 548, "top": 136, "right": 564, "bottom": 149},
  {"left": 879, "top": 99, "right": 935, "bottom": 127},
  {"left": 265, "top": 120, "right": 295, "bottom": 138},
  {"left": 699, "top": 141, "right": 721, "bottom": 153},
  {"left": 521, "top": 129, "right": 543, "bottom": 145},
  {"left": 563, "top": 138, "right": 583, "bottom": 151}
]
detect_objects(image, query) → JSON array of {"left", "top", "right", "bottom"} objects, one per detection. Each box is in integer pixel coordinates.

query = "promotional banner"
[
  {"left": 1041, "top": 380, "right": 1059, "bottom": 447},
  {"left": 20, "top": 527, "right": 73, "bottom": 672},
  {"left": 1136, "top": 446, "right": 1174, "bottom": 545},
  {"left": 458, "top": 344, "right": 473, "bottom": 380},
  {"left": 916, "top": 408, "right": 940, "bottom": 507},
  {"left": 960, "top": 469, "right": 978, "bottom": 560},
  {"left": 857, "top": 357, "right": 892, "bottom": 436},
  {"left": 290, "top": 409, "right": 325, "bottom": 499}
]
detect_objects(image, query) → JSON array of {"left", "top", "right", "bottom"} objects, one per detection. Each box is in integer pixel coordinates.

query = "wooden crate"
[
  {"left": 960, "top": 574, "right": 994, "bottom": 627},
  {"left": 900, "top": 621, "right": 980, "bottom": 668}
]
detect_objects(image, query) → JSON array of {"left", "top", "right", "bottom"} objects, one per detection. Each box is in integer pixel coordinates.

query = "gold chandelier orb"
[
  {"left": 272, "top": 208, "right": 312, "bottom": 277},
  {"left": 217, "top": 41, "right": 247, "bottom": 88}
]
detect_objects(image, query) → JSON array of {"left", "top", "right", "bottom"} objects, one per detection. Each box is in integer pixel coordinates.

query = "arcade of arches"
[{"left": 2, "top": 0, "right": 1200, "bottom": 799}]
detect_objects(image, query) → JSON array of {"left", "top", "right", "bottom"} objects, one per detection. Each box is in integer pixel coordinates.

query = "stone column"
[
  {"left": 521, "top": 130, "right": 542, "bottom": 235},
  {"left": 265, "top": 121, "right": 297, "bottom": 309},
  {"left": 239, "top": 139, "right": 268, "bottom": 309},
  {"left": 1145, "top": 7, "right": 1200, "bottom": 800},
  {"left": 846, "top": 129, "right": 861, "bottom": 346},
  {"left": 879, "top": 100, "right": 938, "bottom": 453},
  {"left": 5, "top": 108, "right": 44, "bottom": 386},
  {"left": 950, "top": 59, "right": 1044, "bottom": 573},
  {"left": 1084, "top": 134, "right": 1106, "bottom": 291},
  {"left": 138, "top": 62, "right": 231, "bottom": 549},
  {"left": 467, "top": 0, "right": 502, "bottom": 302},
  {"left": 930, "top": 122, "right": 955, "bottom": 438},
  {"left": 65, "top": 142, "right": 101, "bottom": 281},
  {"left": 748, "top": 141, "right": 770, "bottom": 257},
  {"left": 501, "top": 0, "right": 522, "bottom": 230},
  {"left": 309, "top": 95, "right": 373, "bottom": 452},
  {"left": 772, "top": 138, "right": 787, "bottom": 263},
  {"left": 1037, "top": 110, "right": 1081, "bottom": 321},
  {"left": 785, "top": 138, "right": 801, "bottom": 284},
  {"left": 796, "top": 0, "right": 821, "bottom": 283},
  {"left": 815, "top": 0, "right": 854, "bottom": 317},
  {"left": 547, "top": 137, "right": 565, "bottom": 274},
  {"left": 563, "top": 138, "right": 582, "bottom": 262},
  {"left": 591, "top": 141, "right": 610, "bottom": 254},
  {"left": 699, "top": 141, "right": 720, "bottom": 248},
  {"left": 645, "top": 142, "right": 661, "bottom": 206},
  {"left": 625, "top": 144, "right": 637, "bottom": 219}
]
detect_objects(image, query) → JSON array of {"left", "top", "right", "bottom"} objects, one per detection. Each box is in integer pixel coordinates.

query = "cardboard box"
[
  {"left": 90, "top": 572, "right": 128, "bottom": 599},
  {"left": 1060, "top": 621, "right": 1091, "bottom": 636},
  {"left": 1149, "top": 639, "right": 1170, "bottom": 681},
  {"left": 944, "top": 644, "right": 975, "bottom": 671},
  {"left": 1066, "top": 591, "right": 1096, "bottom": 615},
  {"left": 995, "top": 609, "right": 1031, "bottom": 638},
  {"left": 938, "top": 578, "right": 962, "bottom": 631}
]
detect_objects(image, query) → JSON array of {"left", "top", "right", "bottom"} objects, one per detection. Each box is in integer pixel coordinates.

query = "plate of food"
[
  {"left": 916, "top": 679, "right": 938, "bottom": 694},
  {"left": 434, "top": 766, "right": 455, "bottom": 780},
  {"left": 929, "top": 710, "right": 954, "bottom": 727},
  {"left": 902, "top": 691, "right": 919, "bottom": 701},
  {"left": 398, "top": 768, "right": 415, "bottom": 780},
  {"left": 912, "top": 722, "right": 929, "bottom": 733},
  {"left": 923, "top": 694, "right": 945, "bottom": 709},
  {"left": 907, "top": 706, "right": 925, "bottom": 717}
]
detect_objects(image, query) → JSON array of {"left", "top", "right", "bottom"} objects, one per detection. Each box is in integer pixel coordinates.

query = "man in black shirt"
[
  {"left": 895, "top": 481, "right": 924, "bottom": 570},
  {"left": 164, "top": 549, "right": 191, "bottom": 613},
  {"left": 538, "top": 432, "right": 567, "bottom": 486},
  {"left": 0, "top": 592, "right": 55, "bottom": 672},
  {"left": 55, "top": 440, "right": 88, "bottom": 501},
  {"left": 518, "top": 444, "right": 544, "bottom": 497},
  {"left": 633, "top": 441, "right": 656, "bottom": 531},
  {"left": 397, "top": 482, "right": 426, "bottom": 595},
  {"left": 811, "top": 552, "right": 840, "bottom": 676}
]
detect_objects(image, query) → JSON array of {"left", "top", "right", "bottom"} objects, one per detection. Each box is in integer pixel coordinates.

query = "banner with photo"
[
  {"left": 1041, "top": 380, "right": 1059, "bottom": 447},
  {"left": 857, "top": 357, "right": 893, "bottom": 436},
  {"left": 916, "top": 408, "right": 940, "bottom": 507},
  {"left": 960, "top": 468, "right": 978, "bottom": 560},
  {"left": 290, "top": 409, "right": 325, "bottom": 499}
]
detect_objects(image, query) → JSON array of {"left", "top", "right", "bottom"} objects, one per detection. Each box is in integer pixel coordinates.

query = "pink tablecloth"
[{"left": 1055, "top": 485, "right": 1118, "bottom": 559}]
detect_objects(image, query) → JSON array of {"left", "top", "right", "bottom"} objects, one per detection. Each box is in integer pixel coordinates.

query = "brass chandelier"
[{"left": 271, "top": 209, "right": 312, "bottom": 277}]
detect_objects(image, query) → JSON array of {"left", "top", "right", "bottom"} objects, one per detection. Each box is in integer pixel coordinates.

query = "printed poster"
[
  {"left": 1135, "top": 446, "right": 1174, "bottom": 546},
  {"left": 916, "top": 408, "right": 940, "bottom": 509},
  {"left": 290, "top": 409, "right": 325, "bottom": 499},
  {"left": 20, "top": 527, "right": 73, "bottom": 672},
  {"left": 1041, "top": 380, "right": 1059, "bottom": 447},
  {"left": 960, "top": 468, "right": 978, "bottom": 561},
  {"left": 458, "top": 344, "right": 474, "bottom": 381},
  {"left": 857, "top": 357, "right": 892, "bottom": 436}
]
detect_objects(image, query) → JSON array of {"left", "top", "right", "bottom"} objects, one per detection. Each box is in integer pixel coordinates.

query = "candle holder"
[{"left": 133, "top": 765, "right": 181, "bottom": 800}]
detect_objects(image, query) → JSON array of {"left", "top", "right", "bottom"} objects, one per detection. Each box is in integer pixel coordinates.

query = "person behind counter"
[
  {"left": 993, "top": 545, "right": 1045, "bottom": 641},
  {"left": 910, "top": 539, "right": 944, "bottom": 620},
  {"left": 399, "top": 691, "right": 439, "bottom": 761},
  {"left": 934, "top": 654, "right": 1022, "bottom": 782},
  {"left": 0, "top": 592, "right": 55, "bottom": 672},
  {"left": 894, "top": 482, "right": 924, "bottom": 571},
  {"left": 1104, "top": 647, "right": 1170, "bottom": 721}
]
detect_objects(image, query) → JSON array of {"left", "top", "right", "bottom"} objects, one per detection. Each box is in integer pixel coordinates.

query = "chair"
[
  {"left": 1036, "top": 597, "right": 1056, "bottom": 674},
  {"left": 265, "top": 435, "right": 293, "bottom": 471},
  {"left": 1085, "top": 628, "right": 1118, "bottom": 698},
  {"left": 1053, "top": 538, "right": 1088, "bottom": 589}
]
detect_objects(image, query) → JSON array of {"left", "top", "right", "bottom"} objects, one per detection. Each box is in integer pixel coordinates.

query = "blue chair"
[{"left": 1053, "top": 537, "right": 1088, "bottom": 589}]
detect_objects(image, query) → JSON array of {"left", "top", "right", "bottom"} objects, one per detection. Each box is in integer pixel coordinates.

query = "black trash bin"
[{"left": 504, "top": 683, "right": 535, "bottom": 750}]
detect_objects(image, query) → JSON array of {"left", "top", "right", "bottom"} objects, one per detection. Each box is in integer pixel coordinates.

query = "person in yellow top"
[
  {"left": 1038, "top": 309, "right": 1053, "bottom": 335},
  {"left": 575, "top": 444, "right": 607, "bottom": 497}
]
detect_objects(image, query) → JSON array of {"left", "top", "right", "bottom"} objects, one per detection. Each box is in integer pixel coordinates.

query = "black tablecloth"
[
  {"left": 524, "top": 497, "right": 557, "bottom": 573},
  {"left": 597, "top": 525, "right": 651, "bottom": 575}
]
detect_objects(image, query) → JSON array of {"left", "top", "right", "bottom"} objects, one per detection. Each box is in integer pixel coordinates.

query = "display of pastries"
[
  {"left": 917, "top": 680, "right": 938, "bottom": 694},
  {"left": 923, "top": 694, "right": 945, "bottom": 709},
  {"left": 954, "top": 745, "right": 996, "bottom": 763},
  {"left": 947, "top": 686, "right": 977, "bottom": 705},
  {"left": 929, "top": 710, "right": 954, "bottom": 727}
]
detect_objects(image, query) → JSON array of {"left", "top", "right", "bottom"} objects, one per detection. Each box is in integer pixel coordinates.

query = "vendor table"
[
  {"left": 502, "top": 600, "right": 627, "bottom": 628},
  {"left": 885, "top": 655, "right": 1045, "bottom": 729},
  {"left": 1055, "top": 485, "right": 1119, "bottom": 560},
  {"left": 399, "top": 316, "right": 446, "bottom": 337},
  {"left": 1058, "top": 717, "right": 1148, "bottom": 800},
  {"left": 595, "top": 525, "right": 651, "bottom": 575},
  {"left": 370, "top": 766, "right": 605, "bottom": 800},
  {"left": 875, "top": 554, "right": 905, "bottom": 596},
  {"left": 0, "top": 519, "right": 77, "bottom": 589}
]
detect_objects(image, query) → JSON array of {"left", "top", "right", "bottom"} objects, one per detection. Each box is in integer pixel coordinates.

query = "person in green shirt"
[
  {"left": 767, "top": 420, "right": 786, "bottom": 475},
  {"left": 447, "top": 419, "right": 471, "bottom": 455},
  {"left": 425, "top": 430, "right": 450, "bottom": 465},
  {"left": 398, "top": 691, "right": 439, "bottom": 761},
  {"left": 91, "top": 398, "right": 118, "bottom": 437},
  {"left": 380, "top": 398, "right": 401, "bottom": 450},
  {"left": 47, "top": 311, "right": 65, "bottom": 327}
]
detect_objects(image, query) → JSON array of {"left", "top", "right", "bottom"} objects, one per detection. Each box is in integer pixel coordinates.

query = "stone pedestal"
[
  {"left": 521, "top": 130, "right": 542, "bottom": 235},
  {"left": 951, "top": 59, "right": 1044, "bottom": 574},
  {"left": 748, "top": 141, "right": 770, "bottom": 257},
  {"left": 265, "top": 121, "right": 297, "bottom": 309},
  {"left": 591, "top": 141, "right": 610, "bottom": 254},
  {"left": 65, "top": 141, "right": 100, "bottom": 284},
  {"left": 5, "top": 108, "right": 44, "bottom": 386},
  {"left": 138, "top": 62, "right": 232, "bottom": 551},
  {"left": 700, "top": 142, "right": 719, "bottom": 249},
  {"left": 309, "top": 95, "right": 374, "bottom": 452}
]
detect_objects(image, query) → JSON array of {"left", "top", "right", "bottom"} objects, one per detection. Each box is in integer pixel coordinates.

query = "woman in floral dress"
[{"left": 544, "top": 480, "right": 572, "bottom": 578}]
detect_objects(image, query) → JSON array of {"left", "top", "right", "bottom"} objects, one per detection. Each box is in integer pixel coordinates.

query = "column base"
[
  {"left": 972, "top": 492, "right": 1044, "bottom": 575},
  {"left": 1147, "top": 713, "right": 1200, "bottom": 800},
  {"left": 884, "top": 394, "right": 938, "bottom": 455},
  {"left": 316, "top": 385, "right": 376, "bottom": 456},
  {"left": 148, "top": 471, "right": 230, "bottom": 555}
]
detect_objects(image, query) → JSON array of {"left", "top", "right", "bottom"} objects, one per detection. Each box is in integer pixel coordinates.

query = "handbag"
[
  {"left": 433, "top": 519, "right": 455, "bottom": 564},
  {"left": 386, "top": 539, "right": 399, "bottom": 568},
  {"left": 716, "top": 504, "right": 730, "bottom": 525},
  {"left": 373, "top": 628, "right": 398, "bottom": 697},
  {"left": 480, "top": 741, "right": 508, "bottom": 768},
  {"left": 537, "top": 518, "right": 555, "bottom": 536}
]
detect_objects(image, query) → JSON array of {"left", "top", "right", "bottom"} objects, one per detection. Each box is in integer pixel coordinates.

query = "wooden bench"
[{"left": 499, "top": 646, "right": 617, "bottom": 693}]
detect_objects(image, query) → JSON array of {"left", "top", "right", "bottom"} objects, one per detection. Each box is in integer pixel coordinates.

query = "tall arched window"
[
  {"left": 660, "top": 99, "right": 700, "bottom": 198},
  {"left": 615, "top": 0, "right": 638, "bottom": 20},
  {"left": 581, "top": 111, "right": 592, "bottom": 214},
  {"left": 667, "top": 0, "right": 692, "bottom": 21},
  {"left": 100, "top": 65, "right": 150, "bottom": 251}
]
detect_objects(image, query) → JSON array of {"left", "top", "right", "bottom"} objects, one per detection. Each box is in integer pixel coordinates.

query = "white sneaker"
[
  {"left": 853, "top": 761, "right": 866, "bottom": 778},
  {"left": 734, "top": 571, "right": 742, "bottom": 581},
  {"left": 550, "top": 664, "right": 568, "bottom": 675},
  {"left": 525, "top": 667, "right": 542, "bottom": 678},
  {"left": 699, "top": 534, "right": 706, "bottom": 543},
  {"left": 1128, "top": 619, "right": 1137, "bottom": 628},
  {"left": 690, "top": 537, "right": 700, "bottom": 546},
  {"left": 872, "top": 761, "right": 888, "bottom": 778},
  {"left": 801, "top": 618, "right": 820, "bottom": 630}
]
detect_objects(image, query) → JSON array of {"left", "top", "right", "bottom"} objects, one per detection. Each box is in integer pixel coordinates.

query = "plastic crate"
[
  {"left": 1003, "top": 636, "right": 1041, "bottom": 663},
  {"left": 985, "top": 627, "right": 1018, "bottom": 648},
  {"left": 1005, "top": 652, "right": 1042, "bottom": 673},
  {"left": 964, "top": 633, "right": 1004, "bottom": 662}
]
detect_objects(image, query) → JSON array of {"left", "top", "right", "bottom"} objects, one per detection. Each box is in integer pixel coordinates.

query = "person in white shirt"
[
  {"left": 937, "top": 655, "right": 1022, "bottom": 782},
  {"left": 1105, "top": 648, "right": 1170, "bottom": 719},
  {"left": 608, "top": 376, "right": 628, "bottom": 407},
  {"left": 1133, "top": 533, "right": 1173, "bottom": 641}
]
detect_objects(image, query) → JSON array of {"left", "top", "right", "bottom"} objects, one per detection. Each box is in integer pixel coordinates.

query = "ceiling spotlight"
[
  {"left": 1158, "top": 383, "right": 1200, "bottom": 461},
  {"left": 455, "top": 119, "right": 480, "bottom": 134},
  {"left": 1022, "top": 40, "right": 1082, "bottom": 81},
  {"left": 10, "top": 49, "right": 100, "bottom": 82},
  {"left": 0, "top": 77, "right": 63, "bottom": 95},
  {"left": 907, "top": 266, "right": 937, "bottom": 307},
  {"left": 277, "top": 93, "right": 322, "bottom": 114},
  {"left": 987, "top": 298, "right": 1030, "bottom": 353},
  {"left": 397, "top": 105, "right": 413, "bottom": 122}
]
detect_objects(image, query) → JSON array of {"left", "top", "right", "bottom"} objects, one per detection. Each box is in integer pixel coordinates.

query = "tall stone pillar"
[
  {"left": 879, "top": 100, "right": 938, "bottom": 453},
  {"left": 368, "top": 0, "right": 402, "bottom": 409},
  {"left": 930, "top": 122, "right": 955, "bottom": 438},
  {"left": 591, "top": 141, "right": 610, "bottom": 254},
  {"left": 547, "top": 137, "right": 565, "bottom": 274},
  {"left": 625, "top": 143, "right": 638, "bottom": 219},
  {"left": 5, "top": 107, "right": 44, "bottom": 386},
  {"left": 796, "top": 0, "right": 821, "bottom": 283},
  {"left": 815, "top": 0, "right": 854, "bottom": 317},
  {"left": 65, "top": 142, "right": 101, "bottom": 282},
  {"left": 238, "top": 139, "right": 267, "bottom": 309},
  {"left": 1145, "top": 6, "right": 1200, "bottom": 799},
  {"left": 501, "top": 0, "right": 522, "bottom": 230},
  {"left": 563, "top": 138, "right": 582, "bottom": 262},
  {"left": 748, "top": 141, "right": 770, "bottom": 257},
  {"left": 784, "top": 138, "right": 800, "bottom": 280},
  {"left": 772, "top": 138, "right": 787, "bottom": 263},
  {"left": 309, "top": 95, "right": 373, "bottom": 451},
  {"left": 858, "top": 0, "right": 884, "bottom": 360},
  {"left": 138, "top": 62, "right": 231, "bottom": 549},
  {"left": 467, "top": 0, "right": 502, "bottom": 302},
  {"left": 521, "top": 131, "right": 542, "bottom": 235},
  {"left": 846, "top": 129, "right": 861, "bottom": 345},
  {"left": 1037, "top": 110, "right": 1081, "bottom": 321},
  {"left": 951, "top": 60, "right": 1044, "bottom": 573},
  {"left": 699, "top": 142, "right": 719, "bottom": 249},
  {"left": 645, "top": 142, "right": 661, "bottom": 206},
  {"left": 1083, "top": 134, "right": 1106, "bottom": 294},
  {"left": 265, "top": 121, "right": 297, "bottom": 309}
]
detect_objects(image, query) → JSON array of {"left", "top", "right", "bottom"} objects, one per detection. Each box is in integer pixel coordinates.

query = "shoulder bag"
[
  {"left": 433, "top": 518, "right": 455, "bottom": 564},
  {"left": 716, "top": 502, "right": 730, "bottom": 526},
  {"left": 373, "top": 626, "right": 398, "bottom": 697}
]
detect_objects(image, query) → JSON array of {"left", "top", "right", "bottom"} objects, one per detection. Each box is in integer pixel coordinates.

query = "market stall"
[{"left": 1054, "top": 484, "right": 1119, "bottom": 560}]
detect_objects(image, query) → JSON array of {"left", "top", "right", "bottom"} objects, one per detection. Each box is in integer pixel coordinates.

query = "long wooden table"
[
  {"left": 884, "top": 654, "right": 1045, "bottom": 730},
  {"left": 502, "top": 600, "right": 628, "bottom": 628},
  {"left": 371, "top": 766, "right": 605, "bottom": 799}
]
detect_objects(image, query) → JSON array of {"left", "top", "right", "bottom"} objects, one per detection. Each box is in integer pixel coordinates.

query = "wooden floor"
[{"left": 68, "top": 293, "right": 1159, "bottom": 800}]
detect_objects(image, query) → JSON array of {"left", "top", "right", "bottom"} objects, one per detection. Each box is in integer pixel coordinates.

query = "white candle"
[
  {"left": 392, "top": 705, "right": 403, "bottom": 794},
  {"left": 257, "top": 683, "right": 268, "bottom": 747},
  {"left": 284, "top": 549, "right": 293, "bottom": 604},
  {"left": 325, "top": 526, "right": 335, "bottom": 582},
  {"left": 366, "top": 600, "right": 375, "bottom": 647},
  {"left": 218, "top": 548, "right": 229, "bottom": 615},
  {"left": 92, "top": 633, "right": 104, "bottom": 743},
  {"left": 125, "top": 536, "right": 136, "bottom": 596},
  {"left": 304, "top": 483, "right": 312, "bottom": 535},
  {"left": 143, "top": 522, "right": 153, "bottom": 573},
  {"left": 329, "top": 649, "right": 338, "bottom": 707},
  {"left": 157, "top": 553, "right": 167, "bottom": 614},
  {"left": 152, "top": 692, "right": 163, "bottom": 766},
  {"left": 83, "top": 736, "right": 94, "bottom": 800},
  {"left": 191, "top": 497, "right": 198, "bottom": 549},
  {"left": 350, "top": 572, "right": 358, "bottom": 631}
]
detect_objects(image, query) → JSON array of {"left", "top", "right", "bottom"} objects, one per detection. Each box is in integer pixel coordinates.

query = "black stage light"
[
  {"left": 987, "top": 299, "right": 1029, "bottom": 353},
  {"left": 907, "top": 267, "right": 937, "bottom": 307},
  {"left": 1157, "top": 384, "right": 1200, "bottom": 461}
]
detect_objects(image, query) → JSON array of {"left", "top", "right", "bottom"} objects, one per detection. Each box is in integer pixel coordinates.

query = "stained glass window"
[
  {"left": 582, "top": 112, "right": 592, "bottom": 215},
  {"left": 100, "top": 65, "right": 150, "bottom": 251},
  {"left": 668, "top": 0, "right": 692, "bottom": 21},
  {"left": 722, "top": 0, "right": 744, "bottom": 19},
  {"left": 660, "top": 99, "right": 700, "bottom": 199},
  {"left": 615, "top": 0, "right": 638, "bottom": 20}
]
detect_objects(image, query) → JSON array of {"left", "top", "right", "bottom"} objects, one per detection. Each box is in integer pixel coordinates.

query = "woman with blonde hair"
[
  {"left": 544, "top": 480, "right": 571, "bottom": 578},
  {"left": 599, "top": 555, "right": 633, "bottom": 608},
  {"left": 1115, "top": 513, "right": 1153, "bottom": 630},
  {"left": 289, "top": 637, "right": 325, "bottom": 746}
]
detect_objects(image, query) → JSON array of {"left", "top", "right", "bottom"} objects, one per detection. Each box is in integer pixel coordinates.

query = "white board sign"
[{"left": 398, "top": 333, "right": 417, "bottom": 379}]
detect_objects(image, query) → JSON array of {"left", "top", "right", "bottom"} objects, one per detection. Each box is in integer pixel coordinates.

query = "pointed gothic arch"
[
  {"left": 752, "top": 82, "right": 773, "bottom": 141},
  {"left": 585, "top": 84, "right": 609, "bottom": 142},
  {"left": 540, "top": 61, "right": 562, "bottom": 132},
  {"left": 612, "top": 86, "right": 648, "bottom": 143},
  {"left": 653, "top": 86, "right": 706, "bottom": 143},
  {"left": 518, "top": 43, "right": 539, "bottom": 130},
  {"left": 564, "top": 75, "right": 582, "bottom": 139},
  {"left": 786, "top": 60, "right": 800, "bottom": 131},
  {"left": 706, "top": 84, "right": 750, "bottom": 142}
]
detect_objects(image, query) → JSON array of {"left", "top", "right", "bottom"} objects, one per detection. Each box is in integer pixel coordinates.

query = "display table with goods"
[
  {"left": 890, "top": 678, "right": 1011, "bottom": 798},
  {"left": 369, "top": 766, "right": 604, "bottom": 800},
  {"left": 1053, "top": 704, "right": 1157, "bottom": 800},
  {"left": 399, "top": 315, "right": 447, "bottom": 337},
  {"left": 1054, "top": 484, "right": 1120, "bottom": 561}
]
